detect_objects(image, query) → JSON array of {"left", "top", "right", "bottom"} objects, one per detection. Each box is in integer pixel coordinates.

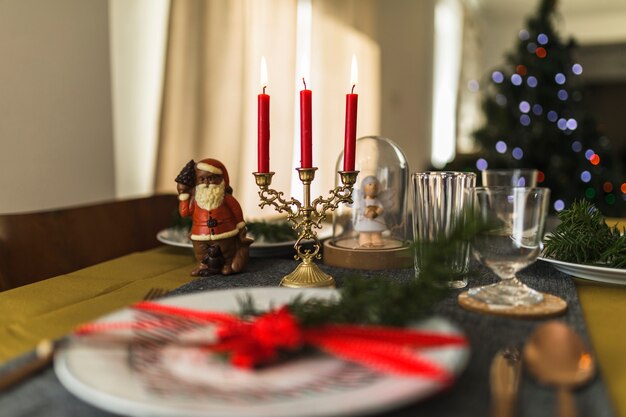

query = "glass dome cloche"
[{"left": 323, "top": 136, "right": 413, "bottom": 270}]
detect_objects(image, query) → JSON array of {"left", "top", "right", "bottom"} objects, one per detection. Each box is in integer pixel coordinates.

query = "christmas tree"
[{"left": 471, "top": 0, "right": 625, "bottom": 216}]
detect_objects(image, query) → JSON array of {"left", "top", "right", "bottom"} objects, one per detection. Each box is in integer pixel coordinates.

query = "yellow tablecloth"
[
  {"left": 585, "top": 217, "right": 626, "bottom": 416},
  {"left": 0, "top": 243, "right": 625, "bottom": 416},
  {"left": 0, "top": 246, "right": 195, "bottom": 362}
]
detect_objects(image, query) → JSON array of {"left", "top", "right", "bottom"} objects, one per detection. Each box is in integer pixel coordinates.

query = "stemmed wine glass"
[{"left": 469, "top": 187, "right": 550, "bottom": 306}]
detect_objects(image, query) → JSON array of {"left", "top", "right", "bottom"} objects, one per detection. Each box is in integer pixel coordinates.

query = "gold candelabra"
[{"left": 253, "top": 168, "right": 359, "bottom": 288}]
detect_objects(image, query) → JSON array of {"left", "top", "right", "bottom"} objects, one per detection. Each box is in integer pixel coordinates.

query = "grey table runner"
[{"left": 0, "top": 258, "right": 615, "bottom": 417}]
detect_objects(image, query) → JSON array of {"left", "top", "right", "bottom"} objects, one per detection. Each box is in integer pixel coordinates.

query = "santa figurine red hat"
[{"left": 195, "top": 158, "right": 233, "bottom": 194}]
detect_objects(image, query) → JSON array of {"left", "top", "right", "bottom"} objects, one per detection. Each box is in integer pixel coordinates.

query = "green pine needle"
[
  {"left": 246, "top": 220, "right": 298, "bottom": 243},
  {"left": 543, "top": 200, "right": 626, "bottom": 268},
  {"left": 239, "top": 213, "right": 482, "bottom": 327}
]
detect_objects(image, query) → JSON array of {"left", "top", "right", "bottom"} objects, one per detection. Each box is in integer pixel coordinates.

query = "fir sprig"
[
  {"left": 543, "top": 200, "right": 626, "bottom": 268},
  {"left": 239, "top": 214, "right": 482, "bottom": 327},
  {"left": 246, "top": 220, "right": 298, "bottom": 243}
]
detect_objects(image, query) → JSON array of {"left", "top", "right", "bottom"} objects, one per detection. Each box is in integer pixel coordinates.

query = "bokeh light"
[
  {"left": 599, "top": 136, "right": 610, "bottom": 148},
  {"left": 554, "top": 200, "right": 565, "bottom": 211},
  {"left": 519, "top": 29, "right": 530, "bottom": 40},
  {"left": 496, "top": 94, "right": 507, "bottom": 106},
  {"left": 511, "top": 74, "right": 523, "bottom": 86},
  {"left": 492, "top": 71, "right": 504, "bottom": 83},
  {"left": 527, "top": 43, "right": 538, "bottom": 53},
  {"left": 606, "top": 194, "right": 616, "bottom": 205},
  {"left": 476, "top": 158, "right": 488, "bottom": 171},
  {"left": 603, "top": 182, "right": 613, "bottom": 193},
  {"left": 537, "top": 171, "right": 545, "bottom": 183},
  {"left": 516, "top": 65, "right": 528, "bottom": 76},
  {"left": 555, "top": 73, "right": 566, "bottom": 85},
  {"left": 585, "top": 187, "right": 596, "bottom": 199},
  {"left": 468, "top": 80, "right": 480, "bottom": 92},
  {"left": 590, "top": 154, "right": 600, "bottom": 165},
  {"left": 621, "top": 183, "right": 626, "bottom": 193},
  {"left": 580, "top": 171, "right": 591, "bottom": 183},
  {"left": 532, "top": 104, "right": 543, "bottom": 115},
  {"left": 558, "top": 89, "right": 568, "bottom": 100},
  {"left": 537, "top": 33, "right": 549, "bottom": 45},
  {"left": 585, "top": 149, "right": 595, "bottom": 159},
  {"left": 571, "top": 141, "right": 583, "bottom": 152},
  {"left": 566, "top": 119, "right": 578, "bottom": 130},
  {"left": 572, "top": 63, "right": 583, "bottom": 75},
  {"left": 512, "top": 147, "right": 524, "bottom": 160},
  {"left": 519, "top": 101, "right": 530, "bottom": 113},
  {"left": 536, "top": 47, "right": 547, "bottom": 58},
  {"left": 547, "top": 111, "right": 558, "bottom": 122},
  {"left": 496, "top": 141, "right": 507, "bottom": 153},
  {"left": 520, "top": 114, "right": 531, "bottom": 126},
  {"left": 527, "top": 76, "right": 538, "bottom": 87},
  {"left": 557, "top": 118, "right": 567, "bottom": 130}
]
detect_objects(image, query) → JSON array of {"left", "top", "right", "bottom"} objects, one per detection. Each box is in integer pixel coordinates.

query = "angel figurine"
[{"left": 353, "top": 175, "right": 390, "bottom": 248}]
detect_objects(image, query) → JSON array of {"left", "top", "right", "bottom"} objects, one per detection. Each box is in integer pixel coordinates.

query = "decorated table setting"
[{"left": 1, "top": 57, "right": 626, "bottom": 417}]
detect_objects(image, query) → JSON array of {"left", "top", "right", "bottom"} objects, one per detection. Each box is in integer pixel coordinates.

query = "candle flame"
[
  {"left": 260, "top": 56, "right": 268, "bottom": 90},
  {"left": 350, "top": 54, "right": 358, "bottom": 88}
]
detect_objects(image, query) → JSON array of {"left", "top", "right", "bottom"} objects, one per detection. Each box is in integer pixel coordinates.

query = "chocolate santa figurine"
[{"left": 176, "top": 158, "right": 253, "bottom": 276}]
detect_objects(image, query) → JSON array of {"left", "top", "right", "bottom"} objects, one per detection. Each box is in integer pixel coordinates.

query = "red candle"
[
  {"left": 300, "top": 78, "right": 312, "bottom": 168},
  {"left": 343, "top": 55, "right": 358, "bottom": 171},
  {"left": 257, "top": 57, "right": 270, "bottom": 173}
]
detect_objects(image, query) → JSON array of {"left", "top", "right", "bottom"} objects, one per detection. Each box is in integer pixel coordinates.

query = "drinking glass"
[
  {"left": 481, "top": 169, "right": 538, "bottom": 187},
  {"left": 469, "top": 187, "right": 550, "bottom": 306},
  {"left": 412, "top": 171, "right": 476, "bottom": 289}
]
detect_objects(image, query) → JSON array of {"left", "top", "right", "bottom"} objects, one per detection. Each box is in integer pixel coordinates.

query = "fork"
[
  {"left": 0, "top": 287, "right": 170, "bottom": 391},
  {"left": 142, "top": 287, "right": 169, "bottom": 301}
]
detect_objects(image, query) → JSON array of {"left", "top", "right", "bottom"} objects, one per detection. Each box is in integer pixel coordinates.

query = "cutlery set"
[{"left": 490, "top": 321, "right": 595, "bottom": 417}]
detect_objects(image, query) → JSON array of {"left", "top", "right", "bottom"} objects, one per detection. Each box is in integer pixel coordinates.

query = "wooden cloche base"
[
  {"left": 458, "top": 291, "right": 568, "bottom": 318},
  {"left": 323, "top": 238, "right": 413, "bottom": 270}
]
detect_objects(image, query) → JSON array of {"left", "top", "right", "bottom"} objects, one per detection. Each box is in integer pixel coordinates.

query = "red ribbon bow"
[{"left": 76, "top": 301, "right": 467, "bottom": 384}]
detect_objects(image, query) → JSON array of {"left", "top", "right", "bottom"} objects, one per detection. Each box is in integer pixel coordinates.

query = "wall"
[
  {"left": 109, "top": 0, "right": 170, "bottom": 199},
  {"left": 0, "top": 0, "right": 115, "bottom": 213}
]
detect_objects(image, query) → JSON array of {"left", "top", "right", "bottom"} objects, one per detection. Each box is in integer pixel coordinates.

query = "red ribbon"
[{"left": 76, "top": 301, "right": 467, "bottom": 384}]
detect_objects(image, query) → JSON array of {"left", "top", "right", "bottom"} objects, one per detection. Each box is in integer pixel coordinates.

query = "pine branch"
[
  {"left": 239, "top": 214, "right": 482, "bottom": 327},
  {"left": 246, "top": 220, "right": 298, "bottom": 243},
  {"left": 543, "top": 200, "right": 626, "bottom": 268}
]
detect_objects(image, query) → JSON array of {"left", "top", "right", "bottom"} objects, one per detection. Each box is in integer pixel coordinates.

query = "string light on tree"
[{"left": 463, "top": 0, "right": 624, "bottom": 215}]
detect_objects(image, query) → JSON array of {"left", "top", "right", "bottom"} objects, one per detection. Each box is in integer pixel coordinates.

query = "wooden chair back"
[{"left": 0, "top": 194, "right": 179, "bottom": 290}]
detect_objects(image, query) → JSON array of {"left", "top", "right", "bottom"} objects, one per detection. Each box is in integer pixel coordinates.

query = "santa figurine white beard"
[{"left": 194, "top": 181, "right": 225, "bottom": 211}]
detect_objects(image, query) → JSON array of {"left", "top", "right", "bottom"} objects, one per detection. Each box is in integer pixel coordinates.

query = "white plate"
[
  {"left": 539, "top": 256, "right": 626, "bottom": 285},
  {"left": 157, "top": 223, "right": 333, "bottom": 257},
  {"left": 55, "top": 287, "right": 469, "bottom": 417}
]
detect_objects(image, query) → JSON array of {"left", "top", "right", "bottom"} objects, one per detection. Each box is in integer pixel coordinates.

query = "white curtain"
[
  {"left": 455, "top": 0, "right": 482, "bottom": 155},
  {"left": 156, "top": 0, "right": 379, "bottom": 218}
]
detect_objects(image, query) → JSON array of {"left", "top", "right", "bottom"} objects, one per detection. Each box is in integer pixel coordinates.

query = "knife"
[
  {"left": 0, "top": 340, "right": 55, "bottom": 392},
  {"left": 490, "top": 346, "right": 522, "bottom": 417}
]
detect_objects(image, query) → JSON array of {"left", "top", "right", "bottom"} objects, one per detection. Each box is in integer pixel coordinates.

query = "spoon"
[{"left": 523, "top": 321, "right": 595, "bottom": 417}]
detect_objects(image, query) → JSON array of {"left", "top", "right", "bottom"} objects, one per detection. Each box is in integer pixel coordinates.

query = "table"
[{"left": 0, "top": 245, "right": 623, "bottom": 417}]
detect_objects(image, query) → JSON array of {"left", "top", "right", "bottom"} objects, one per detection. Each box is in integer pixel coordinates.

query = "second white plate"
[
  {"left": 157, "top": 223, "right": 332, "bottom": 257},
  {"left": 539, "top": 256, "right": 626, "bottom": 285}
]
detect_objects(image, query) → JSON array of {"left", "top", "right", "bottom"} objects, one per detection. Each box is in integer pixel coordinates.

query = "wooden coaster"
[{"left": 458, "top": 291, "right": 568, "bottom": 318}]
